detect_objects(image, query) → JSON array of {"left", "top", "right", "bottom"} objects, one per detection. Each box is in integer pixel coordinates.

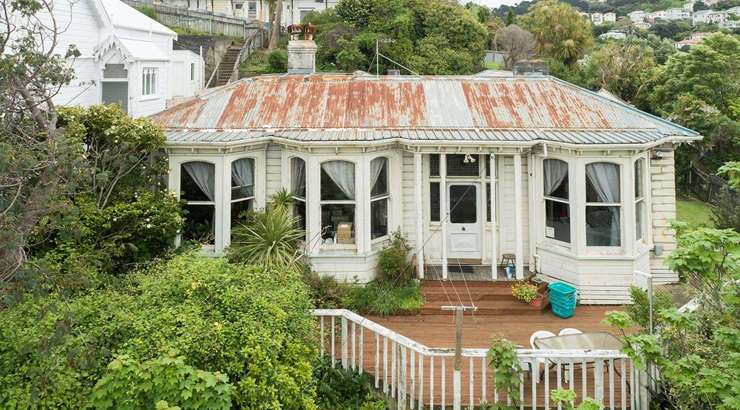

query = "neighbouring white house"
[
  {"left": 603, "top": 12, "right": 617, "bottom": 23},
  {"left": 152, "top": 36, "right": 702, "bottom": 305},
  {"left": 599, "top": 30, "right": 627, "bottom": 40},
  {"left": 236, "top": 0, "right": 337, "bottom": 25},
  {"left": 674, "top": 32, "right": 713, "bottom": 49},
  {"left": 664, "top": 7, "right": 692, "bottom": 20},
  {"left": 693, "top": 9, "right": 727, "bottom": 25},
  {"left": 628, "top": 10, "right": 646, "bottom": 22},
  {"left": 634, "top": 21, "right": 652, "bottom": 29},
  {"left": 26, "top": 0, "right": 204, "bottom": 117}
]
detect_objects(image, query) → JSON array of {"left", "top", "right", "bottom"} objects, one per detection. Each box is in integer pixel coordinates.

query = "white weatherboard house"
[
  {"left": 32, "top": 0, "right": 204, "bottom": 117},
  {"left": 153, "top": 40, "right": 701, "bottom": 305}
]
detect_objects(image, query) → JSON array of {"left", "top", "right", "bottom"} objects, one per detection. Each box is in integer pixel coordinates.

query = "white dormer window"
[{"left": 142, "top": 67, "right": 158, "bottom": 96}]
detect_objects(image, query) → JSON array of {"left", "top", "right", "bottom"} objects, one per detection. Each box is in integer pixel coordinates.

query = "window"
[
  {"left": 320, "top": 161, "right": 355, "bottom": 245},
  {"left": 430, "top": 182, "right": 440, "bottom": 222},
  {"left": 370, "top": 157, "right": 389, "bottom": 240},
  {"left": 247, "top": 1, "right": 257, "bottom": 18},
  {"left": 634, "top": 158, "right": 646, "bottom": 241},
  {"left": 230, "top": 158, "right": 255, "bottom": 237},
  {"left": 585, "top": 162, "right": 621, "bottom": 247},
  {"left": 142, "top": 67, "right": 158, "bottom": 96},
  {"left": 446, "top": 154, "right": 479, "bottom": 177},
  {"left": 181, "top": 162, "right": 215, "bottom": 244},
  {"left": 450, "top": 185, "right": 477, "bottom": 223},
  {"left": 291, "top": 157, "right": 307, "bottom": 234},
  {"left": 543, "top": 159, "right": 570, "bottom": 243},
  {"left": 190, "top": 63, "right": 195, "bottom": 81}
]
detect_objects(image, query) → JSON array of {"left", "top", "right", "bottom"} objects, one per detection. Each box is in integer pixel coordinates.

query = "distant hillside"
[{"left": 492, "top": 0, "right": 739, "bottom": 17}]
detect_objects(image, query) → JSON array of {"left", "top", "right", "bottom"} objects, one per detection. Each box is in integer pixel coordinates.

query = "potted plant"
[{"left": 511, "top": 280, "right": 549, "bottom": 310}]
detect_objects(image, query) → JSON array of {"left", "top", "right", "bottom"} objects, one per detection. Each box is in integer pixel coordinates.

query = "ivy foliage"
[
  {"left": 486, "top": 336, "right": 522, "bottom": 409},
  {"left": 304, "top": 0, "right": 488, "bottom": 74},
  {"left": 604, "top": 226, "right": 740, "bottom": 410},
  {"left": 0, "top": 252, "right": 317, "bottom": 409}
]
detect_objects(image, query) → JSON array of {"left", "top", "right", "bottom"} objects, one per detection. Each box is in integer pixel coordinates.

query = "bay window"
[
  {"left": 370, "top": 157, "right": 389, "bottom": 240},
  {"left": 585, "top": 162, "right": 621, "bottom": 247},
  {"left": 181, "top": 161, "right": 215, "bottom": 244},
  {"left": 321, "top": 160, "right": 355, "bottom": 245},
  {"left": 291, "top": 157, "right": 307, "bottom": 233},
  {"left": 634, "top": 158, "right": 646, "bottom": 241},
  {"left": 543, "top": 159, "right": 570, "bottom": 243},
  {"left": 230, "top": 158, "right": 255, "bottom": 236}
]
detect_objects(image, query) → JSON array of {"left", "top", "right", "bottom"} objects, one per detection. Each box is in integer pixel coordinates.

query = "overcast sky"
[{"left": 466, "top": 0, "right": 523, "bottom": 8}]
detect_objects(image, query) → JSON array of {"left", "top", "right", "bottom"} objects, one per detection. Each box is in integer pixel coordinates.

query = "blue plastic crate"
[{"left": 548, "top": 282, "right": 577, "bottom": 318}]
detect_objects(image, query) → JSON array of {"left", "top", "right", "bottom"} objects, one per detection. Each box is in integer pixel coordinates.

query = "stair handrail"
[
  {"left": 228, "top": 29, "right": 260, "bottom": 84},
  {"left": 205, "top": 50, "right": 224, "bottom": 89}
]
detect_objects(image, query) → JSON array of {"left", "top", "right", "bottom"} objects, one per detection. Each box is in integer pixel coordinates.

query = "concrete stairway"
[
  {"left": 212, "top": 43, "right": 242, "bottom": 87},
  {"left": 420, "top": 280, "right": 546, "bottom": 316}
]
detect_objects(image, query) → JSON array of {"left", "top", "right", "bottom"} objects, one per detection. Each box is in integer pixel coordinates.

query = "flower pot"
[{"left": 529, "top": 292, "right": 549, "bottom": 310}]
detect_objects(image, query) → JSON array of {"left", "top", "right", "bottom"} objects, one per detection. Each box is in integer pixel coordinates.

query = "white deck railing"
[{"left": 314, "top": 309, "right": 650, "bottom": 410}]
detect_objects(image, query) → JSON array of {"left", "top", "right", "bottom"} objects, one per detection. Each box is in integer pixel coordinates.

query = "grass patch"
[
  {"left": 676, "top": 197, "right": 714, "bottom": 228},
  {"left": 347, "top": 281, "right": 424, "bottom": 316}
]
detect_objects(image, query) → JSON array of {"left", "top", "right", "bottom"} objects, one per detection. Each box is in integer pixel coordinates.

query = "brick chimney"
[{"left": 287, "top": 24, "right": 317, "bottom": 74}]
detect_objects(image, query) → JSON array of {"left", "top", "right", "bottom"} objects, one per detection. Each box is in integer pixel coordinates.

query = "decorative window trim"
[
  {"left": 634, "top": 157, "right": 646, "bottom": 242},
  {"left": 370, "top": 156, "right": 390, "bottom": 241},
  {"left": 142, "top": 67, "right": 158, "bottom": 97}
]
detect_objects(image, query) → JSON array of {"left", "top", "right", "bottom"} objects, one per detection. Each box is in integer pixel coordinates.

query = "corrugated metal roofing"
[{"left": 154, "top": 74, "right": 700, "bottom": 145}]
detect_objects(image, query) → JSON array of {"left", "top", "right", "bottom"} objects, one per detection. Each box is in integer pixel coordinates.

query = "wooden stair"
[
  {"left": 212, "top": 44, "right": 242, "bottom": 87},
  {"left": 420, "top": 280, "right": 545, "bottom": 316}
]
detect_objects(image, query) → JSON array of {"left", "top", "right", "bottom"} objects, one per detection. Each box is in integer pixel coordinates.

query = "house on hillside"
[
  {"left": 152, "top": 32, "right": 702, "bottom": 305},
  {"left": 236, "top": 0, "right": 337, "bottom": 25},
  {"left": 29, "top": 0, "right": 204, "bottom": 117}
]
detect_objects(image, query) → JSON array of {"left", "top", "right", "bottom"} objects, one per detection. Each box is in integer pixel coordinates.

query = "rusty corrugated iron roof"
[{"left": 153, "top": 73, "right": 699, "bottom": 145}]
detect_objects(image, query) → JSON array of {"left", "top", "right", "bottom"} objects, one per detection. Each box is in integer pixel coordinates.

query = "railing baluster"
[
  {"left": 383, "top": 336, "right": 388, "bottom": 393},
  {"left": 569, "top": 359, "right": 574, "bottom": 388},
  {"left": 469, "top": 357, "right": 474, "bottom": 410},
  {"left": 320, "top": 317, "right": 324, "bottom": 358},
  {"left": 481, "top": 356, "right": 486, "bottom": 404},
  {"left": 442, "top": 357, "right": 446, "bottom": 409},
  {"left": 609, "top": 358, "right": 615, "bottom": 410},
  {"left": 595, "top": 359, "right": 604, "bottom": 404},
  {"left": 418, "top": 353, "right": 424, "bottom": 408},
  {"left": 400, "top": 346, "right": 407, "bottom": 409},
  {"left": 519, "top": 372, "right": 524, "bottom": 410},
  {"left": 331, "top": 316, "right": 335, "bottom": 368},
  {"left": 375, "top": 332, "right": 380, "bottom": 389},
  {"left": 360, "top": 327, "right": 364, "bottom": 374},
  {"left": 341, "top": 317, "right": 348, "bottom": 370},
  {"left": 620, "top": 358, "right": 627, "bottom": 410},
  {"left": 582, "top": 358, "right": 587, "bottom": 401},
  {"left": 494, "top": 371, "right": 498, "bottom": 404},
  {"left": 544, "top": 360, "right": 550, "bottom": 410},
  {"left": 430, "top": 355, "right": 435, "bottom": 410},
  {"left": 411, "top": 350, "right": 416, "bottom": 409},
  {"left": 392, "top": 340, "right": 397, "bottom": 398},
  {"left": 556, "top": 359, "right": 562, "bottom": 410},
  {"left": 531, "top": 359, "right": 537, "bottom": 410},
  {"left": 351, "top": 322, "right": 356, "bottom": 371}
]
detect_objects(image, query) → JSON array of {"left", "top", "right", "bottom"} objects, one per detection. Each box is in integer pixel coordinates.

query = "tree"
[
  {"left": 506, "top": 9, "right": 515, "bottom": 25},
  {"left": 520, "top": 0, "right": 593, "bottom": 65},
  {"left": 494, "top": 25, "right": 536, "bottom": 69},
  {"left": 0, "top": 0, "right": 82, "bottom": 283},
  {"left": 586, "top": 39, "right": 657, "bottom": 102},
  {"left": 267, "top": 0, "right": 283, "bottom": 51}
]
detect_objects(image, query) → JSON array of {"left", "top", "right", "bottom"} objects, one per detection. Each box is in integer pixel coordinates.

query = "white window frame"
[
  {"left": 180, "top": 160, "right": 216, "bottom": 248},
  {"left": 543, "top": 157, "right": 572, "bottom": 247},
  {"left": 370, "top": 156, "right": 390, "bottom": 243},
  {"left": 142, "top": 67, "right": 158, "bottom": 97},
  {"left": 584, "top": 161, "right": 623, "bottom": 250},
  {"left": 320, "top": 159, "right": 357, "bottom": 249},
  {"left": 229, "top": 157, "right": 255, "bottom": 230},
  {"left": 290, "top": 156, "right": 307, "bottom": 241},
  {"left": 634, "top": 157, "right": 647, "bottom": 242}
]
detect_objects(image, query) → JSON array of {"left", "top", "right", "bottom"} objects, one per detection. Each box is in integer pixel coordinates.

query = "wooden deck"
[{"left": 319, "top": 281, "right": 635, "bottom": 409}]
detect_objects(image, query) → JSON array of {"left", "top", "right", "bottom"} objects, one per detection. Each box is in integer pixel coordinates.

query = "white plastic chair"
[
  {"left": 558, "top": 328, "right": 582, "bottom": 383},
  {"left": 529, "top": 330, "right": 556, "bottom": 382},
  {"left": 558, "top": 328, "right": 582, "bottom": 336}
]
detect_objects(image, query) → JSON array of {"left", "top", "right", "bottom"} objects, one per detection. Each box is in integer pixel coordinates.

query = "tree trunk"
[{"left": 267, "top": 0, "right": 282, "bottom": 50}]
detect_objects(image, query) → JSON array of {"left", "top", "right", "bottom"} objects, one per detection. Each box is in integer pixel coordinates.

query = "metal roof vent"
[{"left": 513, "top": 60, "right": 549, "bottom": 76}]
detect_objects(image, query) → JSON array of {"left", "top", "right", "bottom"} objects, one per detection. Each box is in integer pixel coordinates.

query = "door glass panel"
[{"left": 449, "top": 185, "right": 477, "bottom": 223}]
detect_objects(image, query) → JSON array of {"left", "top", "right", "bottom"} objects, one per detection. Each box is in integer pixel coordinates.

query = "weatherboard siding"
[{"left": 649, "top": 148, "right": 679, "bottom": 284}]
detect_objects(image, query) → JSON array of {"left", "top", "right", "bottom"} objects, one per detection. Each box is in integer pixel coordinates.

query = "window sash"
[
  {"left": 231, "top": 196, "right": 254, "bottom": 204},
  {"left": 544, "top": 195, "right": 569, "bottom": 205}
]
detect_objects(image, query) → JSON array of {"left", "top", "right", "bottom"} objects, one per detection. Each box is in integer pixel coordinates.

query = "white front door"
[{"left": 447, "top": 183, "right": 481, "bottom": 259}]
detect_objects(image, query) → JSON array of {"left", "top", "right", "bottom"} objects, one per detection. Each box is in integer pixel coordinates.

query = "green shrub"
[
  {"left": 347, "top": 281, "right": 424, "bottom": 316},
  {"left": 135, "top": 5, "right": 159, "bottom": 21},
  {"left": 303, "top": 271, "right": 351, "bottom": 309},
  {"left": 0, "top": 252, "right": 317, "bottom": 408},
  {"left": 625, "top": 285, "right": 675, "bottom": 330},
  {"left": 377, "top": 231, "right": 413, "bottom": 284},
  {"left": 313, "top": 357, "right": 388, "bottom": 409},
  {"left": 551, "top": 389, "right": 602, "bottom": 410},
  {"left": 90, "top": 354, "right": 232, "bottom": 409},
  {"left": 511, "top": 281, "right": 538, "bottom": 303},
  {"left": 267, "top": 49, "right": 288, "bottom": 73},
  {"left": 227, "top": 206, "right": 304, "bottom": 270}
]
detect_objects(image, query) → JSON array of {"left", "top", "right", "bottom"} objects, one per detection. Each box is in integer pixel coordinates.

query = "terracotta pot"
[{"left": 529, "top": 292, "right": 548, "bottom": 309}]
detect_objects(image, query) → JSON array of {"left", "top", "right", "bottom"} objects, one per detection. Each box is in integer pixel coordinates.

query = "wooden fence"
[
  {"left": 314, "top": 309, "right": 651, "bottom": 409},
  {"left": 687, "top": 163, "right": 731, "bottom": 205},
  {"left": 122, "top": 0, "right": 261, "bottom": 39}
]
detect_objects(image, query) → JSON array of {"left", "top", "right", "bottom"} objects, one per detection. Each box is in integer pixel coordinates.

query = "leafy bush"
[
  {"left": 0, "top": 252, "right": 317, "bottom": 408},
  {"left": 550, "top": 389, "right": 602, "bottom": 410},
  {"left": 487, "top": 337, "right": 522, "bottom": 407},
  {"left": 90, "top": 354, "right": 232, "bottom": 409},
  {"left": 313, "top": 357, "right": 388, "bottom": 409},
  {"left": 625, "top": 285, "right": 675, "bottom": 330},
  {"left": 377, "top": 231, "right": 413, "bottom": 284},
  {"left": 227, "top": 206, "right": 304, "bottom": 270},
  {"left": 347, "top": 281, "right": 424, "bottom": 316},
  {"left": 511, "top": 281, "right": 538, "bottom": 303},
  {"left": 267, "top": 49, "right": 288, "bottom": 73},
  {"left": 303, "top": 271, "right": 351, "bottom": 309}
]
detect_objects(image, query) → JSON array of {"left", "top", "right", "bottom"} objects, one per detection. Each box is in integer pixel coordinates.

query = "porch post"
[
  {"left": 514, "top": 152, "right": 524, "bottom": 279},
  {"left": 414, "top": 152, "right": 425, "bottom": 279},
  {"left": 441, "top": 153, "right": 448, "bottom": 280},
  {"left": 490, "top": 154, "right": 497, "bottom": 280}
]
